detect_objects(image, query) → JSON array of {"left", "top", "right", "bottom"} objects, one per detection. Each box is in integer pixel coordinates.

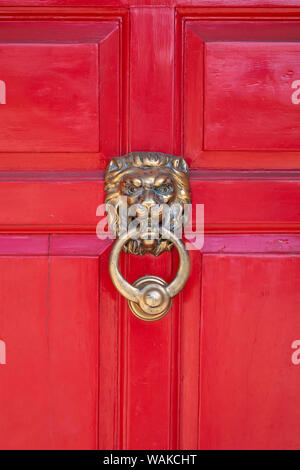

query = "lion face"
[{"left": 105, "top": 152, "right": 191, "bottom": 256}]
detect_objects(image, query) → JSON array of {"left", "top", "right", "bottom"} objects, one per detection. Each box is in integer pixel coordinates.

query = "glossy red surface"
[
  {"left": 182, "top": 12, "right": 300, "bottom": 167},
  {"left": 0, "top": 256, "right": 99, "bottom": 449},
  {"left": 0, "top": 43, "right": 99, "bottom": 152},
  {"left": 200, "top": 254, "right": 300, "bottom": 450},
  {"left": 1, "top": 1, "right": 300, "bottom": 451},
  {"left": 205, "top": 42, "right": 300, "bottom": 150}
]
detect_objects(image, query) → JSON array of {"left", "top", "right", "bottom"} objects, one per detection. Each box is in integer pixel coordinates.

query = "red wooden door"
[{"left": 0, "top": 1, "right": 300, "bottom": 450}]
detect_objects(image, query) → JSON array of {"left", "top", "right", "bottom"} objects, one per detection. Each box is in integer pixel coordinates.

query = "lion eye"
[
  {"left": 124, "top": 184, "right": 140, "bottom": 196},
  {"left": 155, "top": 184, "right": 173, "bottom": 195}
]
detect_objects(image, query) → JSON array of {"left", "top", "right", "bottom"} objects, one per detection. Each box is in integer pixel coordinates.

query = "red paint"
[
  {"left": 1, "top": 174, "right": 300, "bottom": 234},
  {"left": 1, "top": 1, "right": 300, "bottom": 451},
  {"left": 0, "top": 256, "right": 99, "bottom": 449},
  {"left": 0, "top": 235, "right": 48, "bottom": 254},
  {"left": 0, "top": 43, "right": 99, "bottom": 152},
  {"left": 129, "top": 7, "right": 174, "bottom": 153},
  {"left": 0, "top": 14, "right": 124, "bottom": 167},
  {"left": 205, "top": 42, "right": 300, "bottom": 150},
  {"left": 200, "top": 254, "right": 300, "bottom": 450},
  {"left": 50, "top": 235, "right": 112, "bottom": 256},
  {"left": 182, "top": 11, "right": 300, "bottom": 168}
]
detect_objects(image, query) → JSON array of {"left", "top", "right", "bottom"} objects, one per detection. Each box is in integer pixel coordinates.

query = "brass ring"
[{"left": 109, "top": 227, "right": 190, "bottom": 320}]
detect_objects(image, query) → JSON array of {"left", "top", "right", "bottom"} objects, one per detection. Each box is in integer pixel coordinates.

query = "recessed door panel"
[
  {"left": 0, "top": 43, "right": 98, "bottom": 152},
  {"left": 0, "top": 19, "right": 121, "bottom": 165},
  {"left": 183, "top": 19, "right": 300, "bottom": 167},
  {"left": 200, "top": 254, "right": 300, "bottom": 450},
  {"left": 0, "top": 256, "right": 99, "bottom": 450},
  {"left": 205, "top": 42, "right": 300, "bottom": 150}
]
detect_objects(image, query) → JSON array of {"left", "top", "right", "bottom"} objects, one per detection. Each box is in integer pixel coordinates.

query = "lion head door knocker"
[{"left": 105, "top": 152, "right": 192, "bottom": 321}]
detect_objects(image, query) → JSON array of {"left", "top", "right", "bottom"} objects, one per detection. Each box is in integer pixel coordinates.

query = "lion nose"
[
  {"left": 141, "top": 190, "right": 157, "bottom": 211},
  {"left": 135, "top": 190, "right": 157, "bottom": 216}
]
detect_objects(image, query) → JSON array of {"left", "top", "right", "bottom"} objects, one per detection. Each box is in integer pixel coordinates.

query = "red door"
[{"left": 1, "top": 1, "right": 300, "bottom": 450}]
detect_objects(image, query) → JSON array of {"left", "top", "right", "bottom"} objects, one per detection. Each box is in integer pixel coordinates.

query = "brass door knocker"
[{"left": 105, "top": 152, "right": 192, "bottom": 321}]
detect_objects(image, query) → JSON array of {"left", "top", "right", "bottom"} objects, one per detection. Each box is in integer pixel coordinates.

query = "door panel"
[
  {"left": 0, "top": 257, "right": 49, "bottom": 449},
  {"left": 0, "top": 15, "right": 123, "bottom": 168},
  {"left": 200, "top": 253, "right": 300, "bottom": 450},
  {"left": 182, "top": 14, "right": 300, "bottom": 167},
  {"left": 48, "top": 256, "right": 99, "bottom": 450},
  {"left": 0, "top": 43, "right": 98, "bottom": 152},
  {"left": 0, "top": 255, "right": 99, "bottom": 450},
  {"left": 205, "top": 42, "right": 300, "bottom": 150}
]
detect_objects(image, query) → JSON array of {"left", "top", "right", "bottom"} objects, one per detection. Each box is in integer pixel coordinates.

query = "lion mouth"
[{"left": 127, "top": 220, "right": 172, "bottom": 239}]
